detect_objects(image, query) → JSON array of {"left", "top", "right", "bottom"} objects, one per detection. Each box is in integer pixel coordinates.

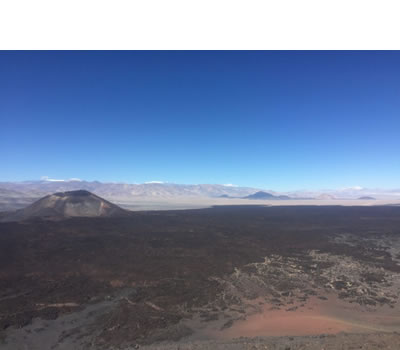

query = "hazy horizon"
[{"left": 2, "top": 177, "right": 400, "bottom": 194}]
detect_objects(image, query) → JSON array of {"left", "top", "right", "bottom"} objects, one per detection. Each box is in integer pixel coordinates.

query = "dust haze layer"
[{"left": 1, "top": 180, "right": 400, "bottom": 212}]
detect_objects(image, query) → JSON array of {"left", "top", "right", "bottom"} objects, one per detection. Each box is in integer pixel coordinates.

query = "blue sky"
[{"left": 1, "top": 51, "right": 399, "bottom": 190}]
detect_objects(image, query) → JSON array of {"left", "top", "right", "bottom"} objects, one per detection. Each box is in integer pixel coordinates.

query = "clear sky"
[{"left": 1, "top": 51, "right": 399, "bottom": 190}]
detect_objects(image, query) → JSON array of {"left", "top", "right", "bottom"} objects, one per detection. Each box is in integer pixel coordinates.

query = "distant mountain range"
[
  {"left": 0, "top": 180, "right": 399, "bottom": 211},
  {"left": 0, "top": 180, "right": 261, "bottom": 199}
]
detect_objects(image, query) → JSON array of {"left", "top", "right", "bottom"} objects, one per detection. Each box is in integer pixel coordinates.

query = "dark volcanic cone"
[
  {"left": 244, "top": 191, "right": 291, "bottom": 200},
  {"left": 0, "top": 190, "right": 129, "bottom": 222}
]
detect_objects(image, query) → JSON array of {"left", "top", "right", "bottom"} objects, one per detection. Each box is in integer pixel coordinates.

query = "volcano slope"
[
  {"left": 1, "top": 205, "right": 400, "bottom": 349},
  {"left": 0, "top": 190, "right": 129, "bottom": 222}
]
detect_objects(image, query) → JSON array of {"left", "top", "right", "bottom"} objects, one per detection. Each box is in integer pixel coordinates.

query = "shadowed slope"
[{"left": 0, "top": 190, "right": 129, "bottom": 222}]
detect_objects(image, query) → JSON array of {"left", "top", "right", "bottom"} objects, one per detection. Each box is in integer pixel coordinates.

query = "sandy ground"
[
  {"left": 115, "top": 197, "right": 400, "bottom": 211},
  {"left": 174, "top": 292, "right": 400, "bottom": 344},
  {"left": 141, "top": 293, "right": 400, "bottom": 349},
  {"left": 141, "top": 333, "right": 400, "bottom": 350},
  {"left": 2, "top": 267, "right": 400, "bottom": 350},
  {"left": 218, "top": 295, "right": 400, "bottom": 338},
  {"left": 3, "top": 294, "right": 400, "bottom": 350},
  {"left": 2, "top": 194, "right": 399, "bottom": 212}
]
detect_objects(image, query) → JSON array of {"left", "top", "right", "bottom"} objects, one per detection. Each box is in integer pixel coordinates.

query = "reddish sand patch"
[
  {"left": 214, "top": 295, "right": 399, "bottom": 339},
  {"left": 221, "top": 310, "right": 352, "bottom": 338}
]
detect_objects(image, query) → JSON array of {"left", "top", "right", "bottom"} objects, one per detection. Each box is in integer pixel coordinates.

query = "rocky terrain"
[{"left": 1, "top": 205, "right": 400, "bottom": 349}]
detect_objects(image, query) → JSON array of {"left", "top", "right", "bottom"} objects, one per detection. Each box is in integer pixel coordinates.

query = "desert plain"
[{"left": 1, "top": 204, "right": 400, "bottom": 349}]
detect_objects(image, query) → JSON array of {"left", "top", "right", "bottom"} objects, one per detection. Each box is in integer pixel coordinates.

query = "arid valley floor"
[{"left": 1, "top": 205, "right": 400, "bottom": 349}]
